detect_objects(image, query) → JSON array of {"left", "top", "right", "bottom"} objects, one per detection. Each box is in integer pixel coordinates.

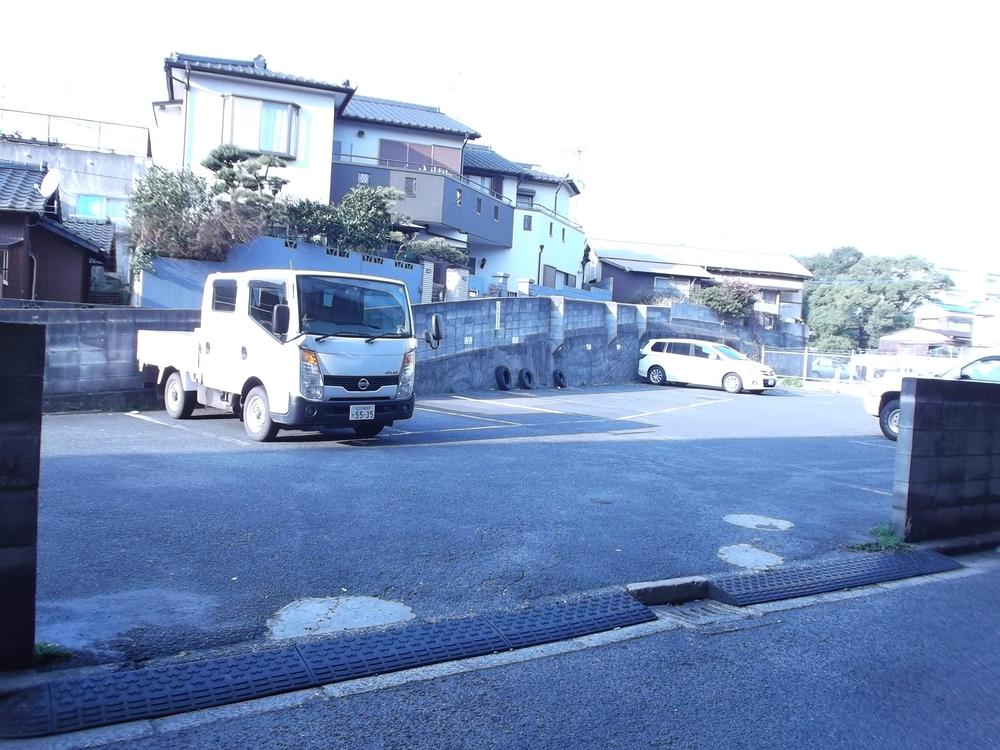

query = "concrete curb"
[
  {"left": 917, "top": 530, "right": 1000, "bottom": 557},
  {"left": 626, "top": 576, "right": 708, "bottom": 605}
]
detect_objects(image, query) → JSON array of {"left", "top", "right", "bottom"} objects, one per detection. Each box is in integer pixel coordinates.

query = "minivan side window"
[
  {"left": 666, "top": 342, "right": 690, "bottom": 355},
  {"left": 691, "top": 344, "right": 712, "bottom": 358},
  {"left": 651, "top": 342, "right": 666, "bottom": 353},
  {"left": 212, "top": 280, "right": 238, "bottom": 312}
]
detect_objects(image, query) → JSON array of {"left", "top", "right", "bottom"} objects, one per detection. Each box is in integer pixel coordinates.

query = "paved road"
[
  {"left": 83, "top": 557, "right": 1000, "bottom": 749},
  {"left": 37, "top": 384, "right": 896, "bottom": 662}
]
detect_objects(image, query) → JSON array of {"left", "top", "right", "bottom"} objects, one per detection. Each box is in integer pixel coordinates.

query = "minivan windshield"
[
  {"left": 297, "top": 276, "right": 411, "bottom": 338},
  {"left": 715, "top": 345, "right": 747, "bottom": 360}
]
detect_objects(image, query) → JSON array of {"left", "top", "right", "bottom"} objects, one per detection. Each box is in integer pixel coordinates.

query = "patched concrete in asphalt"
[
  {"left": 36, "top": 384, "right": 897, "bottom": 662},
  {"left": 716, "top": 544, "right": 785, "bottom": 569},
  {"left": 266, "top": 596, "right": 414, "bottom": 639}
]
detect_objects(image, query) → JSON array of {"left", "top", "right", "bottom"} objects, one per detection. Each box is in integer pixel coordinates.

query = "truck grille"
[{"left": 323, "top": 375, "right": 399, "bottom": 392}]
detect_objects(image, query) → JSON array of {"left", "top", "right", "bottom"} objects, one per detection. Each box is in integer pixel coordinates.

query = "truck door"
[{"left": 199, "top": 278, "right": 243, "bottom": 393}]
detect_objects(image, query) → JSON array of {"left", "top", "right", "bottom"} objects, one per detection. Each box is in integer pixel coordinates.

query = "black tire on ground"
[
  {"left": 722, "top": 372, "right": 743, "bottom": 394},
  {"left": 879, "top": 398, "right": 900, "bottom": 441},
  {"left": 553, "top": 369, "right": 568, "bottom": 388},
  {"left": 164, "top": 372, "right": 196, "bottom": 419},
  {"left": 495, "top": 365, "right": 512, "bottom": 390},
  {"left": 352, "top": 423, "right": 385, "bottom": 438},
  {"left": 517, "top": 368, "right": 535, "bottom": 389},
  {"left": 242, "top": 386, "right": 280, "bottom": 442},
  {"left": 647, "top": 365, "right": 666, "bottom": 386}
]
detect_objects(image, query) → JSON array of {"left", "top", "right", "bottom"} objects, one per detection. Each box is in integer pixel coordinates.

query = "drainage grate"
[
  {"left": 297, "top": 616, "right": 508, "bottom": 684},
  {"left": 708, "top": 550, "right": 962, "bottom": 606},
  {"left": 0, "top": 590, "right": 653, "bottom": 739},
  {"left": 659, "top": 600, "right": 751, "bottom": 627}
]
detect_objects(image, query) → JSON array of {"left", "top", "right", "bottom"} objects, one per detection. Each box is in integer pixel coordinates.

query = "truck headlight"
[
  {"left": 300, "top": 348, "right": 324, "bottom": 400},
  {"left": 397, "top": 349, "right": 416, "bottom": 399}
]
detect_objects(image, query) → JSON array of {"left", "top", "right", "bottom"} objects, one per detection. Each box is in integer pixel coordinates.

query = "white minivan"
[{"left": 638, "top": 338, "right": 777, "bottom": 394}]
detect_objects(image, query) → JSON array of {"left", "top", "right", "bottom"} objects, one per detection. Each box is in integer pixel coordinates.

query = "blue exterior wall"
[
  {"left": 135, "top": 236, "right": 425, "bottom": 309},
  {"left": 440, "top": 175, "right": 514, "bottom": 247}
]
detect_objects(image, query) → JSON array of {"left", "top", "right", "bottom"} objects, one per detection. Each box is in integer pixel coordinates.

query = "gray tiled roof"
[
  {"left": 0, "top": 160, "right": 46, "bottom": 213},
  {"left": 63, "top": 217, "right": 115, "bottom": 252},
  {"left": 589, "top": 240, "right": 814, "bottom": 279},
  {"left": 166, "top": 53, "right": 354, "bottom": 96},
  {"left": 463, "top": 145, "right": 527, "bottom": 175},
  {"left": 342, "top": 95, "right": 480, "bottom": 138},
  {"left": 38, "top": 217, "right": 104, "bottom": 258},
  {"left": 463, "top": 146, "right": 579, "bottom": 194}
]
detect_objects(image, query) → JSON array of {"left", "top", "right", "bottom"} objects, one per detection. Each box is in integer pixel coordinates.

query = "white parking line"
[
  {"left": 415, "top": 406, "right": 521, "bottom": 426},
  {"left": 619, "top": 398, "right": 732, "bottom": 421},
  {"left": 840, "top": 483, "right": 892, "bottom": 496},
  {"left": 851, "top": 440, "right": 896, "bottom": 449},
  {"left": 450, "top": 395, "right": 569, "bottom": 415},
  {"left": 124, "top": 412, "right": 253, "bottom": 446}
]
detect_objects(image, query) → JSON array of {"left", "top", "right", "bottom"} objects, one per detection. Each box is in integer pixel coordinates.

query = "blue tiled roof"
[
  {"left": 342, "top": 95, "right": 480, "bottom": 138},
  {"left": 166, "top": 53, "right": 354, "bottom": 97},
  {"left": 0, "top": 160, "right": 46, "bottom": 213}
]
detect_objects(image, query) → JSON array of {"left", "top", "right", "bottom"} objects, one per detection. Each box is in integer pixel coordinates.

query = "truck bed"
[{"left": 137, "top": 329, "right": 199, "bottom": 378}]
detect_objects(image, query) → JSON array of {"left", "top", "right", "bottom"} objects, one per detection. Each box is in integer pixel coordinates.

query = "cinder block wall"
[
  {"left": 0, "top": 296, "right": 804, "bottom": 408},
  {"left": 0, "top": 307, "right": 200, "bottom": 411},
  {"left": 893, "top": 377, "right": 1000, "bottom": 542},
  {"left": 0, "top": 322, "right": 44, "bottom": 670}
]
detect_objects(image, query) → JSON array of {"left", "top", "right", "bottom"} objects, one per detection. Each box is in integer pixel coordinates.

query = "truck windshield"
[{"left": 297, "top": 276, "right": 411, "bottom": 338}]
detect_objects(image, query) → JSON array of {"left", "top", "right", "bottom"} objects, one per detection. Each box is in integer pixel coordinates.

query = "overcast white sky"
[{"left": 2, "top": 0, "right": 997, "bottom": 271}]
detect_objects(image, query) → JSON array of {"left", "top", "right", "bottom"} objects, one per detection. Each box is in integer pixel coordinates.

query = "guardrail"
[
  {"left": 333, "top": 154, "right": 512, "bottom": 204},
  {"left": 0, "top": 108, "right": 151, "bottom": 157}
]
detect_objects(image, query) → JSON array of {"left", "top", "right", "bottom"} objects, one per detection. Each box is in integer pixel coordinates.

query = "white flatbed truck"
[{"left": 137, "top": 269, "right": 441, "bottom": 442}]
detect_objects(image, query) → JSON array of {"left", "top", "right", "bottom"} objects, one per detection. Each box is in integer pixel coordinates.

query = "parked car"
[
  {"left": 863, "top": 348, "right": 1000, "bottom": 440},
  {"left": 638, "top": 338, "right": 777, "bottom": 394},
  {"left": 810, "top": 356, "right": 850, "bottom": 379}
]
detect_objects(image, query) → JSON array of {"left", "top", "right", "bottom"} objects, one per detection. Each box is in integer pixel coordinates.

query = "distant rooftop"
[
  {"left": 589, "top": 239, "right": 813, "bottom": 279},
  {"left": 342, "top": 95, "right": 480, "bottom": 139},
  {"left": 0, "top": 159, "right": 46, "bottom": 213}
]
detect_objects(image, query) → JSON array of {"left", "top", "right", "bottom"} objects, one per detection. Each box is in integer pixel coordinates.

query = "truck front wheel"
[
  {"left": 243, "top": 386, "right": 279, "bottom": 442},
  {"left": 164, "top": 372, "right": 196, "bottom": 419}
]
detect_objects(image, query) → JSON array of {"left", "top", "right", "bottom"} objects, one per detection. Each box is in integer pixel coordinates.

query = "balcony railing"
[
  {"left": 333, "top": 153, "right": 512, "bottom": 205},
  {"left": 514, "top": 201, "right": 583, "bottom": 230},
  {"left": 0, "top": 108, "right": 151, "bottom": 157}
]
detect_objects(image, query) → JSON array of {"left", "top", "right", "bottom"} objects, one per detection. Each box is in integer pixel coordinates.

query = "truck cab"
[{"left": 138, "top": 270, "right": 441, "bottom": 441}]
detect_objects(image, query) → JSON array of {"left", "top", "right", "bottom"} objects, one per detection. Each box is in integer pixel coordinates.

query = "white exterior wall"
[
  {"left": 154, "top": 73, "right": 340, "bottom": 203},
  {"left": 336, "top": 121, "right": 465, "bottom": 162}
]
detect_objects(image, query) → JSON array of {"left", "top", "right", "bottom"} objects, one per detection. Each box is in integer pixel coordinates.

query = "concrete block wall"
[
  {"left": 0, "top": 322, "right": 44, "bottom": 670},
  {"left": 893, "top": 377, "right": 1000, "bottom": 542},
  {"left": 0, "top": 307, "right": 200, "bottom": 411}
]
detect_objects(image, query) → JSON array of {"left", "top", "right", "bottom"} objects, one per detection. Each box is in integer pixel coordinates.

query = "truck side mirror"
[
  {"left": 272, "top": 304, "right": 290, "bottom": 335},
  {"left": 424, "top": 313, "right": 443, "bottom": 350}
]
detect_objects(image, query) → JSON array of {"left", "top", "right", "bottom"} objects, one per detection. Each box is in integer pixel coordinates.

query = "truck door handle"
[{"left": 241, "top": 347, "right": 248, "bottom": 360}]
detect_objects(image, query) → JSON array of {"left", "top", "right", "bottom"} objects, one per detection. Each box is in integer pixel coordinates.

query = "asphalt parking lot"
[{"left": 36, "top": 383, "right": 897, "bottom": 663}]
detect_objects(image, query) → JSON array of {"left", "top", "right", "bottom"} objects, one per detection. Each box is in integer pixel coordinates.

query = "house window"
[
  {"left": 405, "top": 177, "right": 417, "bottom": 196},
  {"left": 561, "top": 228, "right": 566, "bottom": 243},
  {"left": 476, "top": 197, "right": 482, "bottom": 215},
  {"left": 493, "top": 206, "right": 499, "bottom": 221},
  {"left": 107, "top": 198, "right": 128, "bottom": 222},
  {"left": 549, "top": 222, "right": 553, "bottom": 237},
  {"left": 455, "top": 189, "right": 462, "bottom": 207},
  {"left": 212, "top": 280, "right": 238, "bottom": 312},
  {"left": 761, "top": 290, "right": 779, "bottom": 304},
  {"left": 516, "top": 190, "right": 534, "bottom": 208},
  {"left": 76, "top": 195, "right": 107, "bottom": 219},
  {"left": 224, "top": 96, "right": 298, "bottom": 158},
  {"left": 378, "top": 139, "right": 461, "bottom": 173},
  {"left": 523, "top": 215, "right": 533, "bottom": 231},
  {"left": 490, "top": 176, "right": 503, "bottom": 196},
  {"left": 653, "top": 276, "right": 689, "bottom": 299},
  {"left": 357, "top": 172, "right": 370, "bottom": 185},
  {"left": 1, "top": 249, "right": 8, "bottom": 286}
]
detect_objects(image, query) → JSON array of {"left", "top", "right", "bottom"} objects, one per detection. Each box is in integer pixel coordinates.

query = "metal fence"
[{"left": 762, "top": 346, "right": 962, "bottom": 385}]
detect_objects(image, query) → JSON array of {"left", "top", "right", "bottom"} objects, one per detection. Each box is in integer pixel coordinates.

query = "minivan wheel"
[
  {"left": 722, "top": 372, "right": 743, "bottom": 394},
  {"left": 647, "top": 366, "right": 666, "bottom": 385},
  {"left": 879, "top": 398, "right": 900, "bottom": 441}
]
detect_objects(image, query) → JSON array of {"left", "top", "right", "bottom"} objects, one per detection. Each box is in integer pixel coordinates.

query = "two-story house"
[
  {"left": 150, "top": 53, "right": 585, "bottom": 302},
  {"left": 587, "top": 240, "right": 813, "bottom": 321},
  {"left": 461, "top": 145, "right": 584, "bottom": 294}
]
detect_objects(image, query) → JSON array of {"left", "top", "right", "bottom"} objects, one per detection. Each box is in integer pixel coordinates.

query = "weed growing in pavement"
[
  {"left": 848, "top": 523, "right": 911, "bottom": 553},
  {"left": 779, "top": 377, "right": 803, "bottom": 388},
  {"left": 33, "top": 642, "right": 73, "bottom": 666}
]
